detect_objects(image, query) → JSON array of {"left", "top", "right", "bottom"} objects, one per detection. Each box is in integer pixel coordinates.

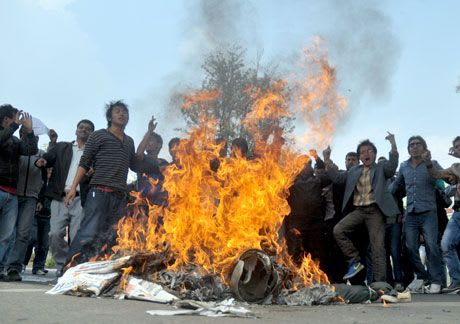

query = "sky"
[{"left": 1, "top": 0, "right": 459, "bottom": 170}]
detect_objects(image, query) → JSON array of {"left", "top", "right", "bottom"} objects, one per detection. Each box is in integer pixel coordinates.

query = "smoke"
[
  {"left": 181, "top": 0, "right": 259, "bottom": 68},
  {"left": 323, "top": 0, "right": 401, "bottom": 106},
  {"left": 136, "top": 0, "right": 259, "bottom": 144}
]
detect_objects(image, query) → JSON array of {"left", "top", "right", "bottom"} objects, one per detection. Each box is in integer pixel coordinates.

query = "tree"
[{"left": 174, "top": 45, "right": 294, "bottom": 153}]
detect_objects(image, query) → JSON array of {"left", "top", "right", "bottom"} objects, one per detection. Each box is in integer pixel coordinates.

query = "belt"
[
  {"left": 355, "top": 203, "right": 378, "bottom": 210},
  {"left": 62, "top": 191, "right": 79, "bottom": 197},
  {"left": 94, "top": 185, "right": 126, "bottom": 199},
  {"left": 95, "top": 185, "right": 116, "bottom": 193}
]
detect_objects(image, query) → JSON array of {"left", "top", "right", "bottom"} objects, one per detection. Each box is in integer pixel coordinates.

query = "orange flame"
[
  {"left": 115, "top": 40, "right": 347, "bottom": 290},
  {"left": 294, "top": 37, "right": 348, "bottom": 149}
]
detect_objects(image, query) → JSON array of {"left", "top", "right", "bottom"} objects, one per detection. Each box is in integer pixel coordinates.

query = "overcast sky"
[{"left": 1, "top": 0, "right": 459, "bottom": 169}]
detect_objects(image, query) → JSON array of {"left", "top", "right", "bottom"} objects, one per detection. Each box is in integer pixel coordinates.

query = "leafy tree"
[{"left": 175, "top": 46, "right": 294, "bottom": 153}]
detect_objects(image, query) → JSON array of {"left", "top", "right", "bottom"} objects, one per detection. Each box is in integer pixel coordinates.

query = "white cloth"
[
  {"left": 64, "top": 143, "right": 84, "bottom": 192},
  {"left": 31, "top": 117, "right": 49, "bottom": 135}
]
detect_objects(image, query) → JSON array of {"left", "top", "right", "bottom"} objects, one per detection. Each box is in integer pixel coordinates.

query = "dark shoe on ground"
[
  {"left": 343, "top": 262, "right": 365, "bottom": 280},
  {"left": 32, "top": 269, "right": 48, "bottom": 275},
  {"left": 442, "top": 282, "right": 460, "bottom": 294},
  {"left": 6, "top": 269, "right": 23, "bottom": 282},
  {"left": 55, "top": 269, "right": 63, "bottom": 278}
]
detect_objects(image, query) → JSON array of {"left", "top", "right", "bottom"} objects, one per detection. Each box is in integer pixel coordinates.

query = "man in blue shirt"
[{"left": 393, "top": 135, "right": 443, "bottom": 293}]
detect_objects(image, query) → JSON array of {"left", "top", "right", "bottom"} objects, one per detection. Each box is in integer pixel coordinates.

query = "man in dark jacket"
[
  {"left": 285, "top": 155, "right": 331, "bottom": 266},
  {"left": 324, "top": 133, "right": 399, "bottom": 282},
  {"left": 0, "top": 104, "right": 37, "bottom": 279},
  {"left": 35, "top": 119, "right": 94, "bottom": 276}
]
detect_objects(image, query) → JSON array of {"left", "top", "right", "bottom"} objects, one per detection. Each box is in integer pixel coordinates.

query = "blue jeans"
[
  {"left": 441, "top": 211, "right": 460, "bottom": 285},
  {"left": 386, "top": 223, "right": 403, "bottom": 283},
  {"left": 405, "top": 210, "right": 443, "bottom": 285},
  {"left": 65, "top": 187, "right": 127, "bottom": 266},
  {"left": 0, "top": 190, "right": 18, "bottom": 272},
  {"left": 7, "top": 196, "right": 37, "bottom": 272}
]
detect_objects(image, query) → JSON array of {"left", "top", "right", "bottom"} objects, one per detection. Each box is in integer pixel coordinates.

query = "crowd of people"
[{"left": 0, "top": 101, "right": 459, "bottom": 296}]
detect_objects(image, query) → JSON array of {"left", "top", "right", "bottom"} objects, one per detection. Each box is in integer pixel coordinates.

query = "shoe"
[
  {"left": 408, "top": 278, "right": 426, "bottom": 293},
  {"left": 343, "top": 262, "right": 365, "bottom": 280},
  {"left": 442, "top": 282, "right": 460, "bottom": 294},
  {"left": 6, "top": 269, "right": 22, "bottom": 282},
  {"left": 32, "top": 269, "right": 48, "bottom": 275},
  {"left": 427, "top": 283, "right": 441, "bottom": 294},
  {"left": 394, "top": 283, "right": 404, "bottom": 292},
  {"left": 56, "top": 269, "right": 63, "bottom": 278}
]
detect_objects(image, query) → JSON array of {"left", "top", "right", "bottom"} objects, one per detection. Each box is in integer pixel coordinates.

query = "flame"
[
  {"left": 294, "top": 37, "right": 348, "bottom": 149},
  {"left": 182, "top": 89, "right": 220, "bottom": 110},
  {"left": 115, "top": 39, "right": 347, "bottom": 290}
]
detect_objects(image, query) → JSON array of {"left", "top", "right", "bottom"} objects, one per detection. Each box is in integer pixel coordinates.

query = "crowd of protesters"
[{"left": 0, "top": 101, "right": 459, "bottom": 295}]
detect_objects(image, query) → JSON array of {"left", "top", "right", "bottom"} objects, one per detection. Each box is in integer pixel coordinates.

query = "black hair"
[
  {"left": 453, "top": 136, "right": 460, "bottom": 146},
  {"left": 77, "top": 119, "right": 95, "bottom": 132},
  {"left": 231, "top": 137, "right": 249, "bottom": 157},
  {"left": 356, "top": 139, "right": 377, "bottom": 155},
  {"left": 105, "top": 100, "right": 129, "bottom": 127},
  {"left": 149, "top": 132, "right": 163, "bottom": 147},
  {"left": 0, "top": 104, "right": 18, "bottom": 124},
  {"left": 345, "top": 152, "right": 359, "bottom": 160},
  {"left": 168, "top": 137, "right": 181, "bottom": 150},
  {"left": 407, "top": 135, "right": 427, "bottom": 151}
]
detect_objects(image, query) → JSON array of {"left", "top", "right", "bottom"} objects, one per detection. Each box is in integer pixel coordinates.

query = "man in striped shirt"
[{"left": 63, "top": 100, "right": 144, "bottom": 267}]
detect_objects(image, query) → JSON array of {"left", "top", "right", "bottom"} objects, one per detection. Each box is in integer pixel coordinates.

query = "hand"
[
  {"left": 309, "top": 149, "right": 318, "bottom": 159},
  {"left": 36, "top": 202, "right": 43, "bottom": 212},
  {"left": 20, "top": 112, "right": 33, "bottom": 133},
  {"left": 322, "top": 145, "right": 331, "bottom": 161},
  {"left": 148, "top": 116, "right": 157, "bottom": 133},
  {"left": 35, "top": 158, "right": 47, "bottom": 168},
  {"left": 385, "top": 131, "right": 396, "bottom": 145},
  {"left": 86, "top": 167, "right": 94, "bottom": 177},
  {"left": 13, "top": 110, "right": 22, "bottom": 124},
  {"left": 64, "top": 188, "right": 77, "bottom": 207},
  {"left": 422, "top": 149, "right": 432, "bottom": 162}
]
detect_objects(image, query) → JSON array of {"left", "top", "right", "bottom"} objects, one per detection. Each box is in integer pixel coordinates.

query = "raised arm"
[
  {"left": 323, "top": 145, "right": 347, "bottom": 185},
  {"left": 383, "top": 131, "right": 399, "bottom": 178},
  {"left": 136, "top": 116, "right": 157, "bottom": 161}
]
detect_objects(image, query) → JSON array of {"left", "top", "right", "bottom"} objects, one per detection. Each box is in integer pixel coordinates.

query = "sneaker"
[
  {"left": 427, "top": 283, "right": 441, "bottom": 294},
  {"left": 6, "top": 269, "right": 22, "bottom": 282},
  {"left": 408, "top": 278, "right": 426, "bottom": 293},
  {"left": 343, "top": 261, "right": 365, "bottom": 280},
  {"left": 442, "top": 282, "right": 460, "bottom": 294}
]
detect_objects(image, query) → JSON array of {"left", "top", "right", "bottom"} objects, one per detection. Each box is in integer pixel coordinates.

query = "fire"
[
  {"left": 115, "top": 39, "right": 347, "bottom": 291},
  {"left": 294, "top": 37, "right": 348, "bottom": 149}
]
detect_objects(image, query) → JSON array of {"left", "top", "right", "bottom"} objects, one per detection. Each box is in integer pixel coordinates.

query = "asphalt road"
[{"left": 0, "top": 269, "right": 459, "bottom": 324}]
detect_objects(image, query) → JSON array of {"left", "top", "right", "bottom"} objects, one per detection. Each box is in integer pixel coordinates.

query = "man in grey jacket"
[
  {"left": 4, "top": 129, "right": 44, "bottom": 281},
  {"left": 324, "top": 133, "right": 399, "bottom": 282}
]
